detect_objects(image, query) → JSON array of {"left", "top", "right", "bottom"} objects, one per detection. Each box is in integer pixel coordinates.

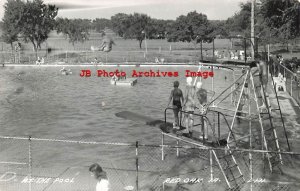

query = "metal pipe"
[
  {"left": 211, "top": 66, "right": 215, "bottom": 106},
  {"left": 251, "top": 0, "right": 256, "bottom": 59},
  {"left": 161, "top": 133, "right": 164, "bottom": 161},
  {"left": 210, "top": 150, "right": 213, "bottom": 180},
  {"left": 218, "top": 112, "right": 220, "bottom": 140},
  {"left": 291, "top": 74, "right": 293, "bottom": 96},
  {"left": 161, "top": 132, "right": 300, "bottom": 155},
  {"left": 28, "top": 136, "right": 32, "bottom": 191},
  {"left": 136, "top": 141, "right": 139, "bottom": 191},
  {"left": 227, "top": 69, "right": 249, "bottom": 142},
  {"left": 176, "top": 138, "right": 179, "bottom": 157}
]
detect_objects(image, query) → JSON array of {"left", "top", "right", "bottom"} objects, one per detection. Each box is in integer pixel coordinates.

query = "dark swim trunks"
[
  {"left": 173, "top": 100, "right": 182, "bottom": 109},
  {"left": 196, "top": 88, "right": 207, "bottom": 105}
]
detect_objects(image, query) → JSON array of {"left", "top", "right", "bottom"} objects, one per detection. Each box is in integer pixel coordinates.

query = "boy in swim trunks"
[{"left": 167, "top": 81, "right": 184, "bottom": 129}]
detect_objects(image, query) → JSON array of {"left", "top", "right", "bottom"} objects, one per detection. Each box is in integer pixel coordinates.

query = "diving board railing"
[
  {"left": 164, "top": 107, "right": 211, "bottom": 144},
  {"left": 164, "top": 107, "right": 236, "bottom": 144}
]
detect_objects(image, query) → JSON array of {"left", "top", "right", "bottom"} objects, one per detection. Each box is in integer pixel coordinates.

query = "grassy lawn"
[{"left": 1, "top": 31, "right": 300, "bottom": 64}]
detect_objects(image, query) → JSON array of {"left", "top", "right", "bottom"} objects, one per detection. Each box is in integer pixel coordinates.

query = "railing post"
[
  {"left": 210, "top": 149, "right": 213, "bottom": 180},
  {"left": 211, "top": 66, "right": 215, "bottom": 107},
  {"left": 176, "top": 137, "right": 179, "bottom": 157},
  {"left": 291, "top": 75, "right": 293, "bottom": 96},
  {"left": 28, "top": 136, "right": 32, "bottom": 191},
  {"left": 135, "top": 141, "right": 139, "bottom": 191},
  {"left": 201, "top": 116, "right": 205, "bottom": 144},
  {"left": 161, "top": 133, "right": 164, "bottom": 161},
  {"left": 218, "top": 112, "right": 220, "bottom": 140}
]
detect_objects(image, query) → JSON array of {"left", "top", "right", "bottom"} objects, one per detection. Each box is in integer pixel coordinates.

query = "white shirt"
[{"left": 96, "top": 179, "right": 110, "bottom": 191}]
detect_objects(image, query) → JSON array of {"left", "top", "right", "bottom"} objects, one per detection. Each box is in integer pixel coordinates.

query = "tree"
[
  {"left": 19, "top": 0, "right": 58, "bottom": 58},
  {"left": 151, "top": 19, "right": 170, "bottom": 39},
  {"left": 56, "top": 18, "right": 90, "bottom": 47},
  {"left": 92, "top": 18, "right": 111, "bottom": 33},
  {"left": 225, "top": 2, "right": 252, "bottom": 37},
  {"left": 260, "top": 0, "right": 300, "bottom": 50},
  {"left": 111, "top": 13, "right": 153, "bottom": 48},
  {"left": 166, "top": 11, "right": 212, "bottom": 45},
  {"left": 127, "top": 13, "right": 153, "bottom": 48},
  {"left": 111, "top": 13, "right": 131, "bottom": 37},
  {"left": 1, "top": 0, "right": 24, "bottom": 53},
  {"left": 208, "top": 20, "right": 229, "bottom": 38}
]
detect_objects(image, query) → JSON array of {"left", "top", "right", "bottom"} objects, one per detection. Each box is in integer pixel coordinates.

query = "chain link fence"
[{"left": 0, "top": 135, "right": 299, "bottom": 191}]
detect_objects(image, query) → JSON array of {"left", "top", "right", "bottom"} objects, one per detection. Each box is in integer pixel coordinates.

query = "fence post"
[
  {"left": 176, "top": 137, "right": 179, "bottom": 157},
  {"left": 161, "top": 133, "right": 164, "bottom": 161},
  {"left": 210, "top": 150, "right": 213, "bottom": 181},
  {"left": 291, "top": 74, "right": 293, "bottom": 96},
  {"left": 66, "top": 51, "right": 68, "bottom": 63},
  {"left": 218, "top": 112, "right": 220, "bottom": 140},
  {"left": 135, "top": 141, "right": 139, "bottom": 191},
  {"left": 201, "top": 116, "right": 205, "bottom": 144},
  {"left": 28, "top": 136, "right": 32, "bottom": 191}
]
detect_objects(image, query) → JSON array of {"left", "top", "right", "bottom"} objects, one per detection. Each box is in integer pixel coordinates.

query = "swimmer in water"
[
  {"left": 167, "top": 81, "right": 184, "bottom": 129},
  {"left": 111, "top": 74, "right": 118, "bottom": 84}
]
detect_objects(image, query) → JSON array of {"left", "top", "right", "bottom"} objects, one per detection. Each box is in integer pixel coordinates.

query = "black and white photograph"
[{"left": 0, "top": 0, "right": 300, "bottom": 190}]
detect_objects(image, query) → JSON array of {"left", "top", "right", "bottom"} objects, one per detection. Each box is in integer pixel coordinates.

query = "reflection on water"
[{"left": 0, "top": 65, "right": 235, "bottom": 166}]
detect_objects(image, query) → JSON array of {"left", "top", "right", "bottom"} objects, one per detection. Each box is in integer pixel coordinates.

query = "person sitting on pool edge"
[
  {"left": 89, "top": 163, "right": 110, "bottom": 191},
  {"left": 195, "top": 81, "right": 208, "bottom": 140},
  {"left": 167, "top": 81, "right": 184, "bottom": 129},
  {"left": 181, "top": 77, "right": 196, "bottom": 137}
]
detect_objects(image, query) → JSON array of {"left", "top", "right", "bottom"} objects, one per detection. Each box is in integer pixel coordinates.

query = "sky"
[{"left": 0, "top": 0, "right": 246, "bottom": 20}]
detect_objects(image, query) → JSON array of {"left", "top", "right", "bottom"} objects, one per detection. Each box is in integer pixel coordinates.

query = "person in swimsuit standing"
[
  {"left": 182, "top": 77, "right": 196, "bottom": 136},
  {"left": 167, "top": 81, "right": 184, "bottom": 129},
  {"left": 195, "top": 81, "right": 208, "bottom": 139}
]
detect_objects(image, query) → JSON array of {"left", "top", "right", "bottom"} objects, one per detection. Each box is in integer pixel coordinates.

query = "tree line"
[{"left": 1, "top": 0, "right": 300, "bottom": 57}]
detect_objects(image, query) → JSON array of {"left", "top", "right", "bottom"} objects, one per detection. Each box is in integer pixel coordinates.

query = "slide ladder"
[
  {"left": 212, "top": 148, "right": 245, "bottom": 190},
  {"left": 208, "top": 112, "right": 246, "bottom": 190},
  {"left": 249, "top": 71, "right": 282, "bottom": 173}
]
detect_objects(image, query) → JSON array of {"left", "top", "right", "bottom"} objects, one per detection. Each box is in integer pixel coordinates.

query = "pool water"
[{"left": 0, "top": 65, "right": 236, "bottom": 168}]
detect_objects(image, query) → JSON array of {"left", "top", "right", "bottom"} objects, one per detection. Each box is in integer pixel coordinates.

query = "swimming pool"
[
  {"left": 0, "top": 65, "right": 235, "bottom": 140},
  {"left": 0, "top": 65, "right": 238, "bottom": 190}
]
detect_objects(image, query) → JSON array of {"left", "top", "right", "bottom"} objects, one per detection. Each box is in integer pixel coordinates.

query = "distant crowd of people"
[
  {"left": 36, "top": 57, "right": 45, "bottom": 65},
  {"left": 211, "top": 49, "right": 252, "bottom": 60}
]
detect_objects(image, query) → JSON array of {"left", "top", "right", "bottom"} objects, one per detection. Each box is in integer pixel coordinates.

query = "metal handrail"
[{"left": 164, "top": 106, "right": 235, "bottom": 146}]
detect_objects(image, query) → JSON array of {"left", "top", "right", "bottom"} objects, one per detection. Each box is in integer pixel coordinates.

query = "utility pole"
[{"left": 251, "top": 0, "right": 255, "bottom": 60}]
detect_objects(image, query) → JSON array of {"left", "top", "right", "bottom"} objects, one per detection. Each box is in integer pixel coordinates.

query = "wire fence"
[
  {"left": 273, "top": 63, "right": 300, "bottom": 105},
  {"left": 0, "top": 44, "right": 251, "bottom": 65},
  {"left": 0, "top": 135, "right": 299, "bottom": 191}
]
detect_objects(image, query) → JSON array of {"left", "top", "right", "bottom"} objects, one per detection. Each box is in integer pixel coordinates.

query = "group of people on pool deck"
[{"left": 167, "top": 77, "right": 208, "bottom": 139}]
